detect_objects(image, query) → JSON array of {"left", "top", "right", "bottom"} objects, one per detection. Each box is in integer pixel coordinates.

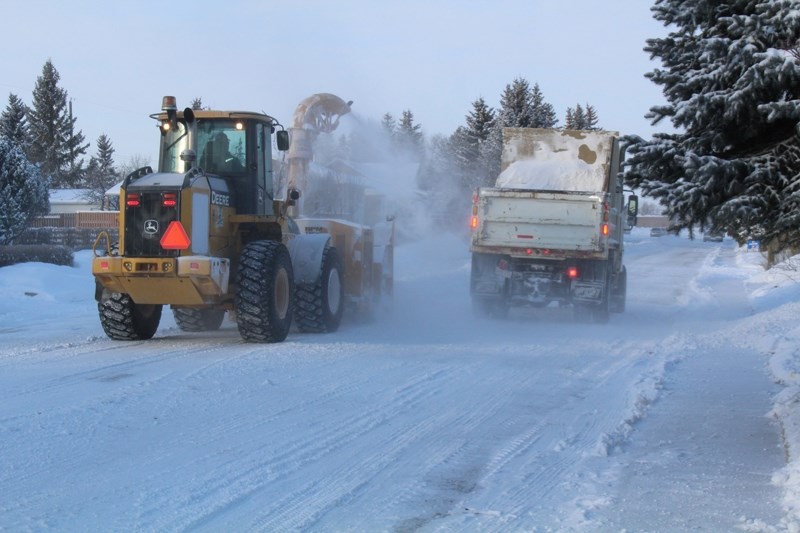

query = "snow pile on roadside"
[{"left": 742, "top": 251, "right": 800, "bottom": 529}]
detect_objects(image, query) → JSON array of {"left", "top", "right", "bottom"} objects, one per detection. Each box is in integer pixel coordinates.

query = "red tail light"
[
  {"left": 162, "top": 192, "right": 178, "bottom": 207},
  {"left": 470, "top": 192, "right": 479, "bottom": 230},
  {"left": 567, "top": 266, "right": 579, "bottom": 279},
  {"left": 126, "top": 193, "right": 140, "bottom": 207}
]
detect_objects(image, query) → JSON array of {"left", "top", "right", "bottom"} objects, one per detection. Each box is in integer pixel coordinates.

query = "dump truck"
[
  {"left": 469, "top": 128, "right": 637, "bottom": 322},
  {"left": 92, "top": 95, "right": 393, "bottom": 342}
]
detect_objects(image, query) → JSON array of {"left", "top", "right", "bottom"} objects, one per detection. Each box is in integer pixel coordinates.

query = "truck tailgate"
[{"left": 473, "top": 189, "right": 604, "bottom": 252}]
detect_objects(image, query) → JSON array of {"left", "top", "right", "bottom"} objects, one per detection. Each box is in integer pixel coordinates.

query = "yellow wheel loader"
[{"left": 92, "top": 95, "right": 393, "bottom": 342}]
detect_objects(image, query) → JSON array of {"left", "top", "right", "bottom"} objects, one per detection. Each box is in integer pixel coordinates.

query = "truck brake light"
[
  {"left": 567, "top": 266, "right": 579, "bottom": 279},
  {"left": 470, "top": 216, "right": 478, "bottom": 229},
  {"left": 126, "top": 193, "right": 140, "bottom": 207},
  {"left": 602, "top": 223, "right": 609, "bottom": 236}
]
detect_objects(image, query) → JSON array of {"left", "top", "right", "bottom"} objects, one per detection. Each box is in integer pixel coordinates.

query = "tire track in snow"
[{"left": 134, "top": 357, "right": 462, "bottom": 531}]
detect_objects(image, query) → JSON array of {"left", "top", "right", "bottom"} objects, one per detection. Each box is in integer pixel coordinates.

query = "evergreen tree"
[
  {"left": 0, "top": 139, "right": 49, "bottom": 244},
  {"left": 27, "top": 60, "right": 89, "bottom": 188},
  {"left": 565, "top": 103, "right": 600, "bottom": 130},
  {"left": 565, "top": 107, "right": 575, "bottom": 129},
  {"left": 396, "top": 110, "right": 424, "bottom": 158},
  {"left": 498, "top": 77, "right": 533, "bottom": 128},
  {"left": 625, "top": 0, "right": 800, "bottom": 261},
  {"left": 451, "top": 97, "right": 496, "bottom": 190},
  {"left": 62, "top": 98, "right": 89, "bottom": 186},
  {"left": 584, "top": 104, "right": 599, "bottom": 130},
  {"left": 0, "top": 93, "right": 29, "bottom": 152},
  {"left": 573, "top": 104, "right": 586, "bottom": 129},
  {"left": 529, "top": 83, "right": 558, "bottom": 128},
  {"left": 83, "top": 134, "right": 117, "bottom": 207},
  {"left": 190, "top": 97, "right": 205, "bottom": 110},
  {"left": 381, "top": 112, "right": 396, "bottom": 138}
]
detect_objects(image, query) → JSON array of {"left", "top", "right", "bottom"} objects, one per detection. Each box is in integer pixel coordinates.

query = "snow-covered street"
[{"left": 2, "top": 228, "right": 800, "bottom": 531}]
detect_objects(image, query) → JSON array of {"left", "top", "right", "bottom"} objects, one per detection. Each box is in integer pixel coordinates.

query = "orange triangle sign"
[{"left": 160, "top": 221, "right": 191, "bottom": 250}]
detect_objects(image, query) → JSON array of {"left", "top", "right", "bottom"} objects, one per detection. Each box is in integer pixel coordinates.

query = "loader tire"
[
  {"left": 98, "top": 289, "right": 162, "bottom": 340},
  {"left": 173, "top": 308, "right": 226, "bottom": 332},
  {"left": 295, "top": 246, "right": 344, "bottom": 333},
  {"left": 235, "top": 240, "right": 294, "bottom": 343}
]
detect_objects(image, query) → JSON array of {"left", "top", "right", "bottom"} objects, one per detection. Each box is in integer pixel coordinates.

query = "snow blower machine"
[{"left": 92, "top": 94, "right": 393, "bottom": 342}]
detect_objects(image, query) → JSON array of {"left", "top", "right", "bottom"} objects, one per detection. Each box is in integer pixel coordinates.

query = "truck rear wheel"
[
  {"left": 472, "top": 297, "right": 510, "bottom": 319},
  {"left": 612, "top": 266, "right": 627, "bottom": 313},
  {"left": 235, "top": 240, "right": 294, "bottom": 343},
  {"left": 98, "top": 289, "right": 162, "bottom": 340},
  {"left": 295, "top": 246, "right": 344, "bottom": 333},
  {"left": 173, "top": 308, "right": 226, "bottom": 332},
  {"left": 594, "top": 263, "right": 613, "bottom": 323}
]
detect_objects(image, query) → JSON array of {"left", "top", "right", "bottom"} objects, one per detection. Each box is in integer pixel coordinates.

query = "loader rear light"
[
  {"left": 100, "top": 260, "right": 109, "bottom": 270},
  {"left": 567, "top": 266, "right": 579, "bottom": 279},
  {"left": 162, "top": 192, "right": 178, "bottom": 207},
  {"left": 126, "top": 193, "right": 141, "bottom": 207}
]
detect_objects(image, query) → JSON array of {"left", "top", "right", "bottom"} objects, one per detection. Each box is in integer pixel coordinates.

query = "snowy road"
[{"left": 0, "top": 229, "right": 795, "bottom": 531}]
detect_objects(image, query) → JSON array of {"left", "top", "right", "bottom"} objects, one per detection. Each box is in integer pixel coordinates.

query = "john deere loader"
[{"left": 92, "top": 95, "right": 393, "bottom": 343}]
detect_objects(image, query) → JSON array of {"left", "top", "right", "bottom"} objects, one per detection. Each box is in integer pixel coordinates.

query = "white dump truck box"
[{"left": 472, "top": 188, "right": 606, "bottom": 253}]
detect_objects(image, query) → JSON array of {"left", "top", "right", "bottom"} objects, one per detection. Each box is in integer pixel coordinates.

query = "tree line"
[
  {"left": 0, "top": 59, "right": 130, "bottom": 244},
  {"left": 6, "top": 0, "right": 795, "bottom": 262}
]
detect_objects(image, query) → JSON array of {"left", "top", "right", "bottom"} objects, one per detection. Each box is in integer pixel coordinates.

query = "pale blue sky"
[{"left": 1, "top": 0, "right": 670, "bottom": 165}]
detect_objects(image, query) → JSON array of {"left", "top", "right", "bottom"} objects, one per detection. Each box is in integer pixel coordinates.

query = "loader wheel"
[
  {"left": 98, "top": 289, "right": 162, "bottom": 340},
  {"left": 235, "top": 240, "right": 294, "bottom": 343},
  {"left": 173, "top": 308, "right": 226, "bottom": 332},
  {"left": 295, "top": 246, "right": 344, "bottom": 333}
]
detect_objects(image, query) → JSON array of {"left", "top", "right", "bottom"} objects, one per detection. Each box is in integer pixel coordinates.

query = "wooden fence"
[{"left": 18, "top": 211, "right": 119, "bottom": 249}]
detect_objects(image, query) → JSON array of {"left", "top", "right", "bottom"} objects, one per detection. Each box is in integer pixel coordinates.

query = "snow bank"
[{"left": 740, "top": 251, "right": 800, "bottom": 530}]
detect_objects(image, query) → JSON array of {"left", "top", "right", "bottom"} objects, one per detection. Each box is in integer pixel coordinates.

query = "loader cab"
[{"left": 157, "top": 113, "right": 286, "bottom": 216}]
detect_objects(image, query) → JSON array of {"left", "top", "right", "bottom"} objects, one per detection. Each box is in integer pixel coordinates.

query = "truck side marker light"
[{"left": 567, "top": 267, "right": 579, "bottom": 279}]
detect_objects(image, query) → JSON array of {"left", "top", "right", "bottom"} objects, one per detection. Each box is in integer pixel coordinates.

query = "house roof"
[{"left": 49, "top": 189, "right": 94, "bottom": 204}]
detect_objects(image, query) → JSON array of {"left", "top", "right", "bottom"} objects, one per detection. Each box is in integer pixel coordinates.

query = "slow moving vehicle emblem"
[{"left": 144, "top": 220, "right": 159, "bottom": 234}]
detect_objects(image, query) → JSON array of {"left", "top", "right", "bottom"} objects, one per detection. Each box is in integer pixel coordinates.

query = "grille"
[{"left": 124, "top": 191, "right": 180, "bottom": 257}]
